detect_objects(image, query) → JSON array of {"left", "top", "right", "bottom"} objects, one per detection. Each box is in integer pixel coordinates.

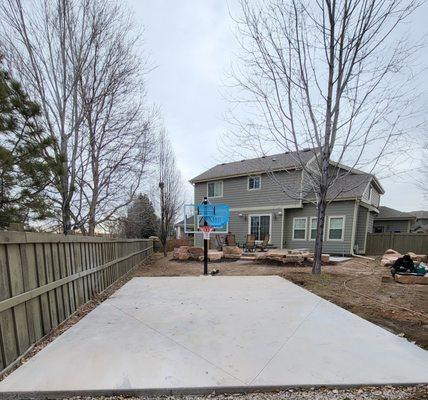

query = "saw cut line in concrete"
[{"left": 0, "top": 275, "right": 427, "bottom": 394}]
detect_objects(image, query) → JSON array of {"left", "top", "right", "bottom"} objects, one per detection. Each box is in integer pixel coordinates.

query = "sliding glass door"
[{"left": 249, "top": 215, "right": 270, "bottom": 241}]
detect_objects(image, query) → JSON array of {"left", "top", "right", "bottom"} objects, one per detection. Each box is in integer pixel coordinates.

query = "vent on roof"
[
  {"left": 241, "top": 159, "right": 245, "bottom": 162},
  {"left": 272, "top": 158, "right": 277, "bottom": 162},
  {"left": 302, "top": 148, "right": 311, "bottom": 152},
  {"left": 221, "top": 163, "right": 226, "bottom": 165}
]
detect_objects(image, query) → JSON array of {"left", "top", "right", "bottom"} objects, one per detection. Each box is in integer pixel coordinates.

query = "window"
[
  {"left": 328, "top": 216, "right": 345, "bottom": 240},
  {"left": 368, "top": 186, "right": 372, "bottom": 201},
  {"left": 249, "top": 215, "right": 270, "bottom": 241},
  {"left": 207, "top": 181, "right": 222, "bottom": 198},
  {"left": 374, "top": 226, "right": 384, "bottom": 233},
  {"left": 293, "top": 217, "right": 307, "bottom": 240},
  {"left": 248, "top": 176, "right": 261, "bottom": 190},
  {"left": 310, "top": 217, "right": 317, "bottom": 240}
]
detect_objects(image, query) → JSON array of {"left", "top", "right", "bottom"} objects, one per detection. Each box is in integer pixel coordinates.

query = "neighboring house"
[
  {"left": 190, "top": 149, "right": 384, "bottom": 255},
  {"left": 174, "top": 216, "right": 195, "bottom": 239},
  {"left": 373, "top": 207, "right": 416, "bottom": 233},
  {"left": 411, "top": 210, "right": 428, "bottom": 233}
]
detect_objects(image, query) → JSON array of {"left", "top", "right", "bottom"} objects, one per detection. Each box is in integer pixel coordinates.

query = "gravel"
[{"left": 63, "top": 385, "right": 428, "bottom": 400}]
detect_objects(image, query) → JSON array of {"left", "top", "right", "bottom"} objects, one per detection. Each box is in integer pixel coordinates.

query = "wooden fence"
[
  {"left": 366, "top": 232, "right": 428, "bottom": 255},
  {"left": 0, "top": 232, "right": 152, "bottom": 372}
]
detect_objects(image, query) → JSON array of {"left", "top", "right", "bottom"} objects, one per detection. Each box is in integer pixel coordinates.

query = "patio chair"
[
  {"left": 243, "top": 234, "right": 256, "bottom": 252},
  {"left": 256, "top": 234, "right": 270, "bottom": 252},
  {"left": 226, "top": 233, "right": 238, "bottom": 247},
  {"left": 214, "top": 234, "right": 226, "bottom": 250}
]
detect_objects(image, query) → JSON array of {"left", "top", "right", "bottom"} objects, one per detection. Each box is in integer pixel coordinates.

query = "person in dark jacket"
[{"left": 390, "top": 254, "right": 415, "bottom": 277}]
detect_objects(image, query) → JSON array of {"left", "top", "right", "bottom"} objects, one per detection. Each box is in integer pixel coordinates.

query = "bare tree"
[
  {"left": 75, "top": 1, "right": 155, "bottom": 235},
  {"left": 157, "top": 130, "right": 184, "bottom": 256},
  {"left": 0, "top": 0, "right": 88, "bottom": 233},
  {"left": 228, "top": 0, "right": 423, "bottom": 273},
  {"left": 0, "top": 0, "right": 155, "bottom": 234}
]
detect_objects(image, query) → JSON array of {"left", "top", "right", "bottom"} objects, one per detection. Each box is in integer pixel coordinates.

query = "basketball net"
[{"left": 199, "top": 225, "right": 214, "bottom": 240}]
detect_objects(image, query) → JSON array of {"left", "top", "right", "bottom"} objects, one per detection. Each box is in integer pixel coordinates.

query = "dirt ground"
[
  {"left": 1, "top": 253, "right": 427, "bottom": 399},
  {"left": 136, "top": 253, "right": 428, "bottom": 350}
]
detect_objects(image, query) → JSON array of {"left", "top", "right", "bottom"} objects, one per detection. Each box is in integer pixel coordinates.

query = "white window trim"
[
  {"left": 292, "top": 217, "right": 307, "bottom": 241},
  {"left": 248, "top": 213, "right": 272, "bottom": 243},
  {"left": 327, "top": 215, "right": 346, "bottom": 241},
  {"left": 309, "top": 216, "right": 318, "bottom": 241},
  {"left": 247, "top": 175, "right": 261, "bottom": 191},
  {"left": 207, "top": 181, "right": 223, "bottom": 198}
]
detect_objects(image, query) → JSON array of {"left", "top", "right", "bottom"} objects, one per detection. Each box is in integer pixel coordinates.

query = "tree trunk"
[{"left": 313, "top": 197, "right": 327, "bottom": 274}]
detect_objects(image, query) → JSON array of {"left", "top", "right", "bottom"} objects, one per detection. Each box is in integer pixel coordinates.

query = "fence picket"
[{"left": 0, "top": 233, "right": 152, "bottom": 372}]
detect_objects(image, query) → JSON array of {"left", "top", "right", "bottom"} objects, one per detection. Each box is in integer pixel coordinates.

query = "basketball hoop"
[{"left": 199, "top": 225, "right": 214, "bottom": 240}]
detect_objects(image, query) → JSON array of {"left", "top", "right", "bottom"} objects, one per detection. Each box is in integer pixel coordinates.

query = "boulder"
[
  {"left": 178, "top": 252, "right": 190, "bottom": 261},
  {"left": 281, "top": 255, "right": 303, "bottom": 263},
  {"left": 199, "top": 250, "right": 223, "bottom": 261},
  {"left": 407, "top": 252, "right": 427, "bottom": 263},
  {"left": 394, "top": 274, "right": 428, "bottom": 285},
  {"left": 321, "top": 254, "right": 330, "bottom": 263},
  {"left": 173, "top": 246, "right": 191, "bottom": 260},
  {"left": 208, "top": 250, "right": 223, "bottom": 261},
  {"left": 224, "top": 254, "right": 241, "bottom": 260},
  {"left": 188, "top": 247, "right": 204, "bottom": 260},
  {"left": 223, "top": 246, "right": 243, "bottom": 256},
  {"left": 266, "top": 250, "right": 289, "bottom": 257},
  {"left": 381, "top": 249, "right": 402, "bottom": 267}
]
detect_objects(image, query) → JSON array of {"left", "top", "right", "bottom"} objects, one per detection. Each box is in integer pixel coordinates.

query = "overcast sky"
[{"left": 128, "top": 0, "right": 427, "bottom": 212}]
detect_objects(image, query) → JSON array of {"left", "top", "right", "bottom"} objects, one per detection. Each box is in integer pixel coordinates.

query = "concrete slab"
[
  {"left": 330, "top": 256, "right": 352, "bottom": 263},
  {"left": 0, "top": 276, "right": 427, "bottom": 395}
]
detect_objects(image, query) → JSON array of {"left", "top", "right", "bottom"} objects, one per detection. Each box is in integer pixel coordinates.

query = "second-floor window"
[
  {"left": 248, "top": 176, "right": 261, "bottom": 190},
  {"left": 207, "top": 181, "right": 223, "bottom": 197}
]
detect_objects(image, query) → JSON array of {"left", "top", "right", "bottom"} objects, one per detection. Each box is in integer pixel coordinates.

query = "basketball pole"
[{"left": 203, "top": 197, "right": 208, "bottom": 275}]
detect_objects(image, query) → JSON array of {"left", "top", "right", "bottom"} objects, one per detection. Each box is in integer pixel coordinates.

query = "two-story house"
[{"left": 189, "top": 150, "right": 384, "bottom": 255}]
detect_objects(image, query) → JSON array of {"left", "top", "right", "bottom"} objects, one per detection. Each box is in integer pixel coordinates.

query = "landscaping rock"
[
  {"left": 173, "top": 246, "right": 191, "bottom": 260},
  {"left": 321, "top": 254, "right": 330, "bottom": 263},
  {"left": 407, "top": 252, "right": 427, "bottom": 263},
  {"left": 188, "top": 246, "right": 204, "bottom": 260},
  {"left": 199, "top": 250, "right": 223, "bottom": 261},
  {"left": 381, "top": 249, "right": 401, "bottom": 267},
  {"left": 223, "top": 246, "right": 243, "bottom": 256},
  {"left": 394, "top": 274, "right": 428, "bottom": 285}
]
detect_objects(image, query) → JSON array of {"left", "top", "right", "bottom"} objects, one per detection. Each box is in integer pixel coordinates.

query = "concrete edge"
[{"left": 1, "top": 383, "right": 427, "bottom": 399}]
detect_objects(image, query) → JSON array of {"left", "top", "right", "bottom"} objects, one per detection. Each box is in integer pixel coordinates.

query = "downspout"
[{"left": 350, "top": 199, "right": 359, "bottom": 256}]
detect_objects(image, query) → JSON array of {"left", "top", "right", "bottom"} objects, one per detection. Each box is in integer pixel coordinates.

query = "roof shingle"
[
  {"left": 375, "top": 206, "right": 415, "bottom": 220},
  {"left": 190, "top": 150, "right": 315, "bottom": 182}
]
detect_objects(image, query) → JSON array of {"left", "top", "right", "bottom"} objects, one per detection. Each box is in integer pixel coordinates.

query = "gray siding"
[
  {"left": 282, "top": 201, "right": 356, "bottom": 255},
  {"left": 229, "top": 209, "right": 282, "bottom": 248},
  {"left": 373, "top": 219, "right": 411, "bottom": 233},
  {"left": 368, "top": 212, "right": 375, "bottom": 233},
  {"left": 355, "top": 206, "right": 368, "bottom": 253},
  {"left": 362, "top": 183, "right": 380, "bottom": 208},
  {"left": 193, "top": 170, "right": 302, "bottom": 209},
  {"left": 194, "top": 209, "right": 282, "bottom": 248}
]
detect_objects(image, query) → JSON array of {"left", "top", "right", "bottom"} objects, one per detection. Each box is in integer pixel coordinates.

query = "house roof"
[
  {"left": 302, "top": 173, "right": 375, "bottom": 202},
  {"left": 190, "top": 149, "right": 316, "bottom": 183},
  {"left": 412, "top": 223, "right": 428, "bottom": 232},
  {"left": 190, "top": 149, "right": 384, "bottom": 201},
  {"left": 411, "top": 210, "right": 428, "bottom": 219},
  {"left": 375, "top": 206, "right": 416, "bottom": 221}
]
